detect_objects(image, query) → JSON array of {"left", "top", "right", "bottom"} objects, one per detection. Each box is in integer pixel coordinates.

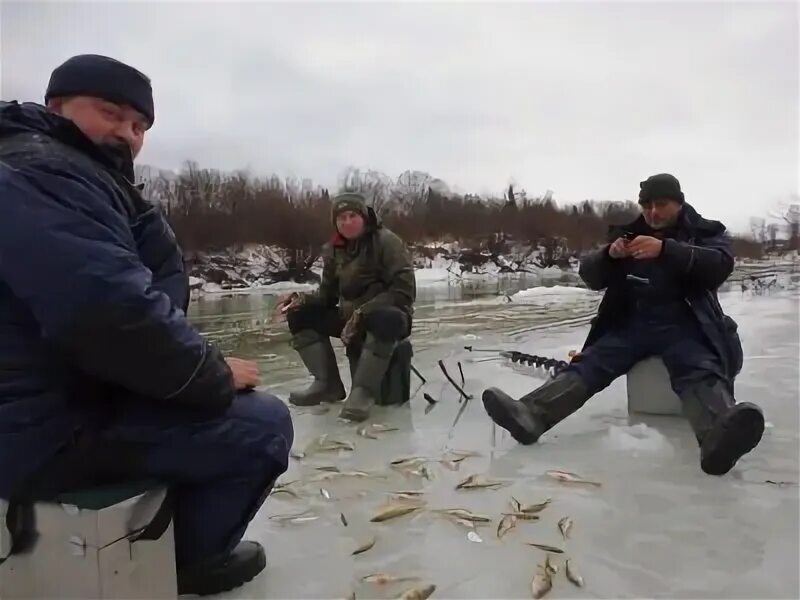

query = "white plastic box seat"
[
  {"left": 0, "top": 480, "right": 177, "bottom": 599},
  {"left": 626, "top": 356, "right": 684, "bottom": 416}
]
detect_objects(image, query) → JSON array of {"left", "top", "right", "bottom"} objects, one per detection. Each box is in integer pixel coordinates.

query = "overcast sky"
[{"left": 2, "top": 0, "right": 797, "bottom": 233}]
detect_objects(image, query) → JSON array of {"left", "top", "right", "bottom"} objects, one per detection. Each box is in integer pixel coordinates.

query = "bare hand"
[
  {"left": 608, "top": 238, "right": 631, "bottom": 259},
  {"left": 225, "top": 357, "right": 260, "bottom": 390},
  {"left": 340, "top": 311, "right": 362, "bottom": 346},
  {"left": 272, "top": 293, "right": 302, "bottom": 322},
  {"left": 626, "top": 235, "right": 663, "bottom": 260}
]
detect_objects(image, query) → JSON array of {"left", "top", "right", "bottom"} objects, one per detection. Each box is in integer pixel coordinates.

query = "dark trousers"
[
  {"left": 288, "top": 304, "right": 410, "bottom": 344},
  {"left": 565, "top": 310, "right": 732, "bottom": 437},
  {"left": 21, "top": 391, "right": 293, "bottom": 568}
]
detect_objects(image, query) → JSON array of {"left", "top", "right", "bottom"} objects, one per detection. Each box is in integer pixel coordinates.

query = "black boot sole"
[
  {"left": 701, "top": 404, "right": 765, "bottom": 476},
  {"left": 482, "top": 388, "right": 540, "bottom": 445}
]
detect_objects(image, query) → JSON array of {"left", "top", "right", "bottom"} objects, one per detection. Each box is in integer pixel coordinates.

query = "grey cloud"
[{"left": 2, "top": 0, "right": 796, "bottom": 233}]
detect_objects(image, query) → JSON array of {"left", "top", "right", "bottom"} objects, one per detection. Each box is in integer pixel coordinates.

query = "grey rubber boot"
[
  {"left": 288, "top": 330, "right": 345, "bottom": 406},
  {"left": 680, "top": 379, "right": 764, "bottom": 476},
  {"left": 339, "top": 334, "right": 395, "bottom": 422},
  {"left": 482, "top": 371, "right": 591, "bottom": 445}
]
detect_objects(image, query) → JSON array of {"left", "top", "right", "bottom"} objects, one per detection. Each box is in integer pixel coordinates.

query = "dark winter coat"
[
  {"left": 305, "top": 207, "right": 416, "bottom": 323},
  {"left": 578, "top": 203, "right": 743, "bottom": 392},
  {"left": 0, "top": 101, "right": 235, "bottom": 499}
]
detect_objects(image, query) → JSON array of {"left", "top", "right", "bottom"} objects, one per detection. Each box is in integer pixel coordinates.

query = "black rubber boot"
[
  {"left": 339, "top": 334, "right": 395, "bottom": 422},
  {"left": 288, "top": 330, "right": 345, "bottom": 406},
  {"left": 681, "top": 379, "right": 765, "bottom": 475},
  {"left": 482, "top": 371, "right": 591, "bottom": 445},
  {"left": 177, "top": 540, "right": 266, "bottom": 596}
]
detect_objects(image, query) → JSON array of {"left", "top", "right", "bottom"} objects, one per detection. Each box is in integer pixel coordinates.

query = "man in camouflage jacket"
[{"left": 280, "top": 192, "right": 416, "bottom": 421}]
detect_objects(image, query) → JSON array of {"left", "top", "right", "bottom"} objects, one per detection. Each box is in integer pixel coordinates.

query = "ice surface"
[{"left": 203, "top": 286, "right": 799, "bottom": 600}]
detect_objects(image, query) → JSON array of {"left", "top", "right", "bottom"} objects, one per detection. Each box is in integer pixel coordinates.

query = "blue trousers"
[
  {"left": 567, "top": 310, "right": 726, "bottom": 396},
  {"left": 24, "top": 391, "right": 294, "bottom": 567}
]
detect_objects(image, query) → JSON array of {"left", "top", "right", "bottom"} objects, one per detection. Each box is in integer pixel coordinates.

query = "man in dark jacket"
[
  {"left": 0, "top": 55, "right": 293, "bottom": 595},
  {"left": 482, "top": 173, "right": 764, "bottom": 476},
  {"left": 277, "top": 192, "right": 416, "bottom": 422}
]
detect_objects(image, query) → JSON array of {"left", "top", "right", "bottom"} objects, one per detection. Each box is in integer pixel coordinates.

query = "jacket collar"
[{"left": 0, "top": 101, "right": 136, "bottom": 182}]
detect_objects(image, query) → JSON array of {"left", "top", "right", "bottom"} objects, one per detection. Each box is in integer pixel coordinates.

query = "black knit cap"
[
  {"left": 45, "top": 54, "right": 154, "bottom": 127},
  {"left": 639, "top": 173, "right": 684, "bottom": 204}
]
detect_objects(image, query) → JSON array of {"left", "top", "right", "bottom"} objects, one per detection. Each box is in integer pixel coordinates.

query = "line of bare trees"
[{"left": 138, "top": 162, "right": 795, "bottom": 262}]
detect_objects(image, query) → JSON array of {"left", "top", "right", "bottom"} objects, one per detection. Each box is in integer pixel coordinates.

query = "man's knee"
[
  {"left": 362, "top": 306, "right": 409, "bottom": 341},
  {"left": 225, "top": 391, "right": 294, "bottom": 471},
  {"left": 287, "top": 304, "right": 319, "bottom": 334}
]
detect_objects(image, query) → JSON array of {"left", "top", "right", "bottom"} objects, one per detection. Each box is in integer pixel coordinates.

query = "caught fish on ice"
[
  {"left": 565, "top": 559, "right": 585, "bottom": 587},
  {"left": 530, "top": 563, "right": 552, "bottom": 599},
  {"left": 269, "top": 509, "right": 315, "bottom": 522},
  {"left": 432, "top": 508, "right": 491, "bottom": 522},
  {"left": 558, "top": 516, "right": 573, "bottom": 539},
  {"left": 526, "top": 542, "right": 564, "bottom": 554},
  {"left": 544, "top": 555, "right": 558, "bottom": 575},
  {"left": 398, "top": 584, "right": 436, "bottom": 600},
  {"left": 455, "top": 474, "right": 507, "bottom": 490},
  {"left": 497, "top": 514, "right": 517, "bottom": 539},
  {"left": 371, "top": 503, "right": 425, "bottom": 522},
  {"left": 361, "top": 573, "right": 421, "bottom": 585},
  {"left": 545, "top": 469, "right": 601, "bottom": 487},
  {"left": 352, "top": 536, "right": 376, "bottom": 555},
  {"left": 520, "top": 498, "right": 551, "bottom": 514}
]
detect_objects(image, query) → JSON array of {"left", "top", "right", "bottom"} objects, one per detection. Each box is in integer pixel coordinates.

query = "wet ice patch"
[{"left": 603, "top": 423, "right": 673, "bottom": 456}]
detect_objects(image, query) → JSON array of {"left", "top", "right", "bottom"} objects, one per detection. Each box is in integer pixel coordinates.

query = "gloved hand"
[{"left": 340, "top": 310, "right": 362, "bottom": 346}]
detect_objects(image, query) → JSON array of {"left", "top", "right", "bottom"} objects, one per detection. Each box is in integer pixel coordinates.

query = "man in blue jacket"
[
  {"left": 0, "top": 55, "right": 293, "bottom": 595},
  {"left": 483, "top": 174, "right": 764, "bottom": 476}
]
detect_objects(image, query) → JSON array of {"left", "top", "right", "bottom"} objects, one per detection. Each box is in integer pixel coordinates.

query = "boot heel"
[{"left": 701, "top": 403, "right": 764, "bottom": 475}]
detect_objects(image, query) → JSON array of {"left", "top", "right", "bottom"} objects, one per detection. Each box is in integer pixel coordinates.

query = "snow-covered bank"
[{"left": 188, "top": 242, "right": 798, "bottom": 299}]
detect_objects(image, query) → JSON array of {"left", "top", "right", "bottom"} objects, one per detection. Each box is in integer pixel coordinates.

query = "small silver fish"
[
  {"left": 456, "top": 474, "right": 506, "bottom": 490},
  {"left": 290, "top": 450, "right": 306, "bottom": 459},
  {"left": 352, "top": 536, "right": 376, "bottom": 555},
  {"left": 521, "top": 498, "right": 552, "bottom": 514},
  {"left": 432, "top": 508, "right": 491, "bottom": 522},
  {"left": 320, "top": 488, "right": 331, "bottom": 500},
  {"left": 526, "top": 542, "right": 564, "bottom": 554},
  {"left": 545, "top": 470, "right": 601, "bottom": 487},
  {"left": 370, "top": 424, "right": 399, "bottom": 433},
  {"left": 391, "top": 492, "right": 426, "bottom": 501},
  {"left": 398, "top": 584, "right": 436, "bottom": 600},
  {"left": 270, "top": 488, "right": 300, "bottom": 499},
  {"left": 502, "top": 512, "right": 540, "bottom": 521},
  {"left": 447, "top": 449, "right": 481, "bottom": 460},
  {"left": 530, "top": 564, "right": 552, "bottom": 599},
  {"left": 558, "top": 516, "right": 573, "bottom": 539},
  {"left": 565, "top": 559, "right": 584, "bottom": 587},
  {"left": 340, "top": 512, "right": 348, "bottom": 527},
  {"left": 269, "top": 509, "right": 314, "bottom": 522},
  {"left": 357, "top": 425, "right": 378, "bottom": 439},
  {"left": 497, "top": 514, "right": 517, "bottom": 539},
  {"left": 361, "top": 573, "right": 420, "bottom": 585},
  {"left": 289, "top": 515, "right": 319, "bottom": 524},
  {"left": 390, "top": 456, "right": 428, "bottom": 468},
  {"left": 544, "top": 555, "right": 558, "bottom": 575},
  {"left": 370, "top": 503, "right": 424, "bottom": 522},
  {"left": 316, "top": 466, "right": 341, "bottom": 473}
]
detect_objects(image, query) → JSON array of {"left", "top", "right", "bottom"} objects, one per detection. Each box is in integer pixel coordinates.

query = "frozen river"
[{"left": 190, "top": 277, "right": 799, "bottom": 599}]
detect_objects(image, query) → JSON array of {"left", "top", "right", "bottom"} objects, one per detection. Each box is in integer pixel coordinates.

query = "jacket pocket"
[{"left": 722, "top": 314, "right": 744, "bottom": 377}]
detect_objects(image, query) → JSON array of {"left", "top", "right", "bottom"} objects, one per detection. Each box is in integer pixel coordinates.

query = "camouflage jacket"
[{"left": 304, "top": 207, "right": 416, "bottom": 321}]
